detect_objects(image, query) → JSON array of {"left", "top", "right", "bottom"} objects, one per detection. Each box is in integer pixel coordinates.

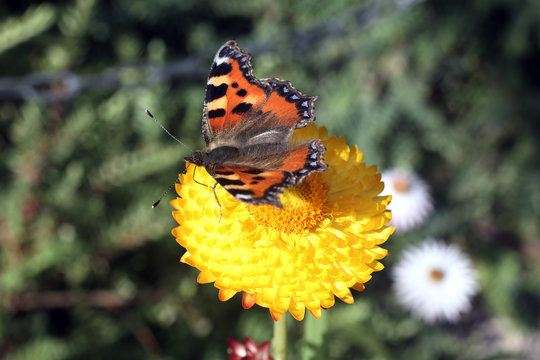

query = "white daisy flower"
[
  {"left": 392, "top": 240, "right": 478, "bottom": 323},
  {"left": 381, "top": 168, "right": 433, "bottom": 232}
]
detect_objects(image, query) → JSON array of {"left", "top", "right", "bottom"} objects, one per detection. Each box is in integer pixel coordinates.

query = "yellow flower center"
[{"left": 247, "top": 173, "right": 329, "bottom": 234}]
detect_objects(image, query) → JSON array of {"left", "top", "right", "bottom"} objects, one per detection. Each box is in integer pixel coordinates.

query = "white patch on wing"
[
  {"left": 235, "top": 194, "right": 253, "bottom": 201},
  {"left": 246, "top": 130, "right": 289, "bottom": 145},
  {"left": 215, "top": 56, "right": 230, "bottom": 65}
]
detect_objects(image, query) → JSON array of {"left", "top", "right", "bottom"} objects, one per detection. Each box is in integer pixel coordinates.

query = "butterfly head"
[{"left": 184, "top": 151, "right": 207, "bottom": 167}]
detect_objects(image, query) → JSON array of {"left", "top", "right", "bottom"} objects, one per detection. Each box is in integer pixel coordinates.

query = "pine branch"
[
  {"left": 3, "top": 290, "right": 131, "bottom": 311},
  {"left": 0, "top": 4, "right": 56, "bottom": 54},
  {"left": 0, "top": 0, "right": 424, "bottom": 102}
]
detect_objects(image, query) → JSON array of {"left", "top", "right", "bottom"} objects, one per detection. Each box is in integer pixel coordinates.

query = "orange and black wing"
[
  {"left": 202, "top": 41, "right": 318, "bottom": 144},
  {"left": 259, "top": 78, "right": 317, "bottom": 129},
  {"left": 202, "top": 40, "right": 270, "bottom": 143},
  {"left": 212, "top": 167, "right": 294, "bottom": 207},
  {"left": 211, "top": 140, "right": 327, "bottom": 207}
]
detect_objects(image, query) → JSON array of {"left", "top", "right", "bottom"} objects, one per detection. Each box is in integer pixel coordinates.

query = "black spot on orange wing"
[
  {"left": 215, "top": 178, "right": 244, "bottom": 186},
  {"left": 214, "top": 169, "right": 235, "bottom": 175},
  {"left": 208, "top": 109, "right": 226, "bottom": 118},
  {"left": 242, "top": 169, "right": 263, "bottom": 175},
  {"left": 205, "top": 83, "right": 228, "bottom": 102},
  {"left": 209, "top": 62, "right": 232, "bottom": 77},
  {"left": 232, "top": 102, "right": 252, "bottom": 114}
]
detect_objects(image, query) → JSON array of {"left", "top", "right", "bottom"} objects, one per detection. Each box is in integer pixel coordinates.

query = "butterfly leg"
[
  {"left": 192, "top": 165, "right": 209, "bottom": 187},
  {"left": 212, "top": 181, "right": 222, "bottom": 223}
]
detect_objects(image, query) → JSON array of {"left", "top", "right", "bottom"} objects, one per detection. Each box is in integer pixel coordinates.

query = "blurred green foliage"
[{"left": 1, "top": 0, "right": 539, "bottom": 359}]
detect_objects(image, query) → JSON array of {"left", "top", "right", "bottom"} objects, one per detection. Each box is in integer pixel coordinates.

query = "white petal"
[{"left": 391, "top": 239, "right": 478, "bottom": 323}]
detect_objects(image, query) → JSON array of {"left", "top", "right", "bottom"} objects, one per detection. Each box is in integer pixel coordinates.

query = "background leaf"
[{"left": 1, "top": 0, "right": 539, "bottom": 359}]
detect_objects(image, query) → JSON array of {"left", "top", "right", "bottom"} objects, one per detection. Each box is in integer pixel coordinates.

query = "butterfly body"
[{"left": 185, "top": 40, "right": 327, "bottom": 207}]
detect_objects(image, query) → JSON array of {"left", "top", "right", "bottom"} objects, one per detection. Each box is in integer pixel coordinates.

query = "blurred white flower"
[
  {"left": 392, "top": 240, "right": 478, "bottom": 323},
  {"left": 381, "top": 168, "right": 433, "bottom": 232}
]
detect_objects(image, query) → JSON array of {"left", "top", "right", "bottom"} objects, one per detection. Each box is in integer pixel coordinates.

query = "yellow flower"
[{"left": 171, "top": 124, "right": 393, "bottom": 321}]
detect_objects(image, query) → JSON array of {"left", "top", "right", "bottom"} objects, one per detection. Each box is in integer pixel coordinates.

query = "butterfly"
[{"left": 184, "top": 40, "right": 327, "bottom": 207}]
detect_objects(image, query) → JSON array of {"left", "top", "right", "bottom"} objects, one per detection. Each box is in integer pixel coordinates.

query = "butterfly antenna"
[
  {"left": 145, "top": 109, "right": 194, "bottom": 152},
  {"left": 152, "top": 179, "right": 180, "bottom": 208}
]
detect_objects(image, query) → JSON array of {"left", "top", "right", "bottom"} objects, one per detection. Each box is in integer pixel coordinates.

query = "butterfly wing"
[
  {"left": 202, "top": 41, "right": 318, "bottom": 144},
  {"left": 211, "top": 140, "right": 327, "bottom": 207},
  {"left": 212, "top": 166, "right": 294, "bottom": 206},
  {"left": 202, "top": 40, "right": 270, "bottom": 144},
  {"left": 259, "top": 78, "right": 317, "bottom": 129}
]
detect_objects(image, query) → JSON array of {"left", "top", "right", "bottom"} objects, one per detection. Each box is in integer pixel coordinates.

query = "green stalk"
[
  {"left": 302, "top": 311, "right": 328, "bottom": 360},
  {"left": 273, "top": 315, "right": 287, "bottom": 360}
]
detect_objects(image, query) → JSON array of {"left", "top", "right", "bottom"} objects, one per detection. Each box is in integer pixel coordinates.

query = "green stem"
[
  {"left": 302, "top": 311, "right": 328, "bottom": 360},
  {"left": 273, "top": 315, "right": 287, "bottom": 360}
]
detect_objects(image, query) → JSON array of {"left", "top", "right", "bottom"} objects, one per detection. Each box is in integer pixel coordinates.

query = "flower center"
[
  {"left": 247, "top": 173, "right": 329, "bottom": 234},
  {"left": 393, "top": 175, "right": 411, "bottom": 193},
  {"left": 429, "top": 268, "right": 445, "bottom": 282}
]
